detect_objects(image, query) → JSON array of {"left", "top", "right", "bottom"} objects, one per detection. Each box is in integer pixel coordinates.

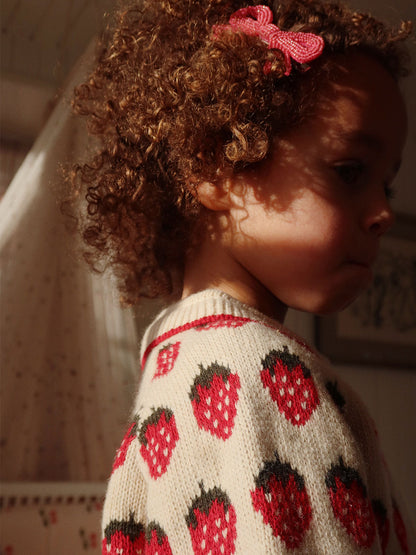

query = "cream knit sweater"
[{"left": 101, "top": 289, "right": 409, "bottom": 554}]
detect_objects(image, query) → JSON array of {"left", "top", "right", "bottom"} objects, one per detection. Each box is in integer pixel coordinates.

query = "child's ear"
[{"left": 195, "top": 179, "right": 233, "bottom": 211}]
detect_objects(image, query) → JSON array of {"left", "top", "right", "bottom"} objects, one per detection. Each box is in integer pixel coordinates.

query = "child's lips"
[
  {"left": 345, "top": 257, "right": 376, "bottom": 280},
  {"left": 344, "top": 257, "right": 378, "bottom": 289},
  {"left": 350, "top": 260, "right": 371, "bottom": 268},
  {"left": 347, "top": 251, "right": 377, "bottom": 269}
]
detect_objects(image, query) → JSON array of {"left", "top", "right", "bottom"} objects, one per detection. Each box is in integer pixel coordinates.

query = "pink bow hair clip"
[{"left": 213, "top": 5, "right": 324, "bottom": 75}]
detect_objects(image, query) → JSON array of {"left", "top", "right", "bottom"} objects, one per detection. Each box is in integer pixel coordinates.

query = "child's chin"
[
  {"left": 313, "top": 276, "right": 373, "bottom": 316},
  {"left": 304, "top": 291, "right": 363, "bottom": 316}
]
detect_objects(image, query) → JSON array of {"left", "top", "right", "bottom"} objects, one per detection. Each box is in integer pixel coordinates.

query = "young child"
[{"left": 72, "top": 0, "right": 412, "bottom": 553}]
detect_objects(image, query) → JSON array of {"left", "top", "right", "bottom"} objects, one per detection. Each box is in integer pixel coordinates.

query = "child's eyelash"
[
  {"left": 333, "top": 161, "right": 397, "bottom": 200},
  {"left": 333, "top": 161, "right": 366, "bottom": 185},
  {"left": 384, "top": 183, "right": 396, "bottom": 200}
]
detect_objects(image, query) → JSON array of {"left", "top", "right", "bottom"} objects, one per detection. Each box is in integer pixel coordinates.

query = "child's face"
[{"left": 216, "top": 54, "right": 407, "bottom": 317}]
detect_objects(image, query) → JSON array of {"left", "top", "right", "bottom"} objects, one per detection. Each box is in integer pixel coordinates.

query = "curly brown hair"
[{"left": 71, "top": 0, "right": 411, "bottom": 304}]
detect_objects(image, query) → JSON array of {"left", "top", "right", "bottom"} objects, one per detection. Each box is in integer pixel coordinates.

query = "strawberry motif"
[
  {"left": 372, "top": 500, "right": 390, "bottom": 554},
  {"left": 186, "top": 483, "right": 237, "bottom": 555},
  {"left": 139, "top": 407, "right": 179, "bottom": 479},
  {"left": 153, "top": 342, "right": 180, "bottom": 380},
  {"left": 251, "top": 452, "right": 312, "bottom": 549},
  {"left": 325, "top": 457, "right": 376, "bottom": 548},
  {"left": 260, "top": 346, "right": 319, "bottom": 426},
  {"left": 111, "top": 419, "right": 138, "bottom": 474},
  {"left": 393, "top": 500, "right": 409, "bottom": 554},
  {"left": 325, "top": 380, "right": 346, "bottom": 413},
  {"left": 102, "top": 515, "right": 145, "bottom": 554},
  {"left": 145, "top": 521, "right": 173, "bottom": 555},
  {"left": 190, "top": 362, "right": 240, "bottom": 440}
]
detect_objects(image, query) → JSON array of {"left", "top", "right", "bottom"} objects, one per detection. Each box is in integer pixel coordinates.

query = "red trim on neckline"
[
  {"left": 141, "top": 314, "right": 252, "bottom": 369},
  {"left": 141, "top": 312, "right": 315, "bottom": 370}
]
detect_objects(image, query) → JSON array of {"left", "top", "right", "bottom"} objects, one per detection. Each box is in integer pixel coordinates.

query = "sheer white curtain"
[{"left": 0, "top": 42, "right": 142, "bottom": 481}]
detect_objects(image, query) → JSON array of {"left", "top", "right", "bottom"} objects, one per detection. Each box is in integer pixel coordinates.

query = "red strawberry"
[
  {"left": 153, "top": 342, "right": 180, "bottom": 380},
  {"left": 186, "top": 483, "right": 237, "bottom": 555},
  {"left": 139, "top": 407, "right": 179, "bottom": 479},
  {"left": 112, "top": 419, "right": 138, "bottom": 474},
  {"left": 190, "top": 362, "right": 240, "bottom": 440},
  {"left": 251, "top": 452, "right": 312, "bottom": 549},
  {"left": 102, "top": 515, "right": 145, "bottom": 554},
  {"left": 145, "top": 521, "right": 173, "bottom": 555},
  {"left": 372, "top": 500, "right": 390, "bottom": 554},
  {"left": 325, "top": 457, "right": 376, "bottom": 548},
  {"left": 260, "top": 347, "right": 319, "bottom": 426},
  {"left": 393, "top": 500, "right": 409, "bottom": 554}
]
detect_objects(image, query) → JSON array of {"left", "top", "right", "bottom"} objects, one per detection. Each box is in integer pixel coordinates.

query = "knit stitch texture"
[{"left": 102, "top": 289, "right": 409, "bottom": 554}]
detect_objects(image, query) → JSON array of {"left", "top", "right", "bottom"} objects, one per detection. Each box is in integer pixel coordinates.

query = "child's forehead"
[
  {"left": 293, "top": 54, "right": 407, "bottom": 144},
  {"left": 263, "top": 55, "right": 408, "bottom": 174},
  {"left": 317, "top": 53, "right": 405, "bottom": 110}
]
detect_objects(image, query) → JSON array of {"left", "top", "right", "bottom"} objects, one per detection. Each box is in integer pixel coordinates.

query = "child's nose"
[{"left": 365, "top": 202, "right": 395, "bottom": 237}]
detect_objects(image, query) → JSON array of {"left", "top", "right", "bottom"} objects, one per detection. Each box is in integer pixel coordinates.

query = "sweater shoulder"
[
  {"left": 138, "top": 314, "right": 328, "bottom": 399},
  {"left": 104, "top": 302, "right": 404, "bottom": 553}
]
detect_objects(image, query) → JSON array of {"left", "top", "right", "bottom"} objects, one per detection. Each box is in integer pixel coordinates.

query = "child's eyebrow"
[
  {"left": 331, "top": 131, "right": 402, "bottom": 173},
  {"left": 334, "top": 131, "right": 383, "bottom": 153}
]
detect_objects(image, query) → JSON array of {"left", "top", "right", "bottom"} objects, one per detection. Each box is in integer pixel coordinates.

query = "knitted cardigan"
[{"left": 101, "top": 289, "right": 409, "bottom": 554}]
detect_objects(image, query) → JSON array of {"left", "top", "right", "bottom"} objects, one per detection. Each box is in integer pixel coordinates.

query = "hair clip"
[{"left": 213, "top": 5, "right": 324, "bottom": 75}]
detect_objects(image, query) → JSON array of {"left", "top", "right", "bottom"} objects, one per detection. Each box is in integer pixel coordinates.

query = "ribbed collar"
[{"left": 140, "top": 289, "right": 318, "bottom": 367}]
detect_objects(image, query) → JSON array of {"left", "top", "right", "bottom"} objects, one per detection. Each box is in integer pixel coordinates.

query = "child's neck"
[{"left": 182, "top": 236, "right": 288, "bottom": 324}]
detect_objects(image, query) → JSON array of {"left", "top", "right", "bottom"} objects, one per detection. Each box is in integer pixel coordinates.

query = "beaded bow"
[{"left": 213, "top": 5, "right": 325, "bottom": 75}]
